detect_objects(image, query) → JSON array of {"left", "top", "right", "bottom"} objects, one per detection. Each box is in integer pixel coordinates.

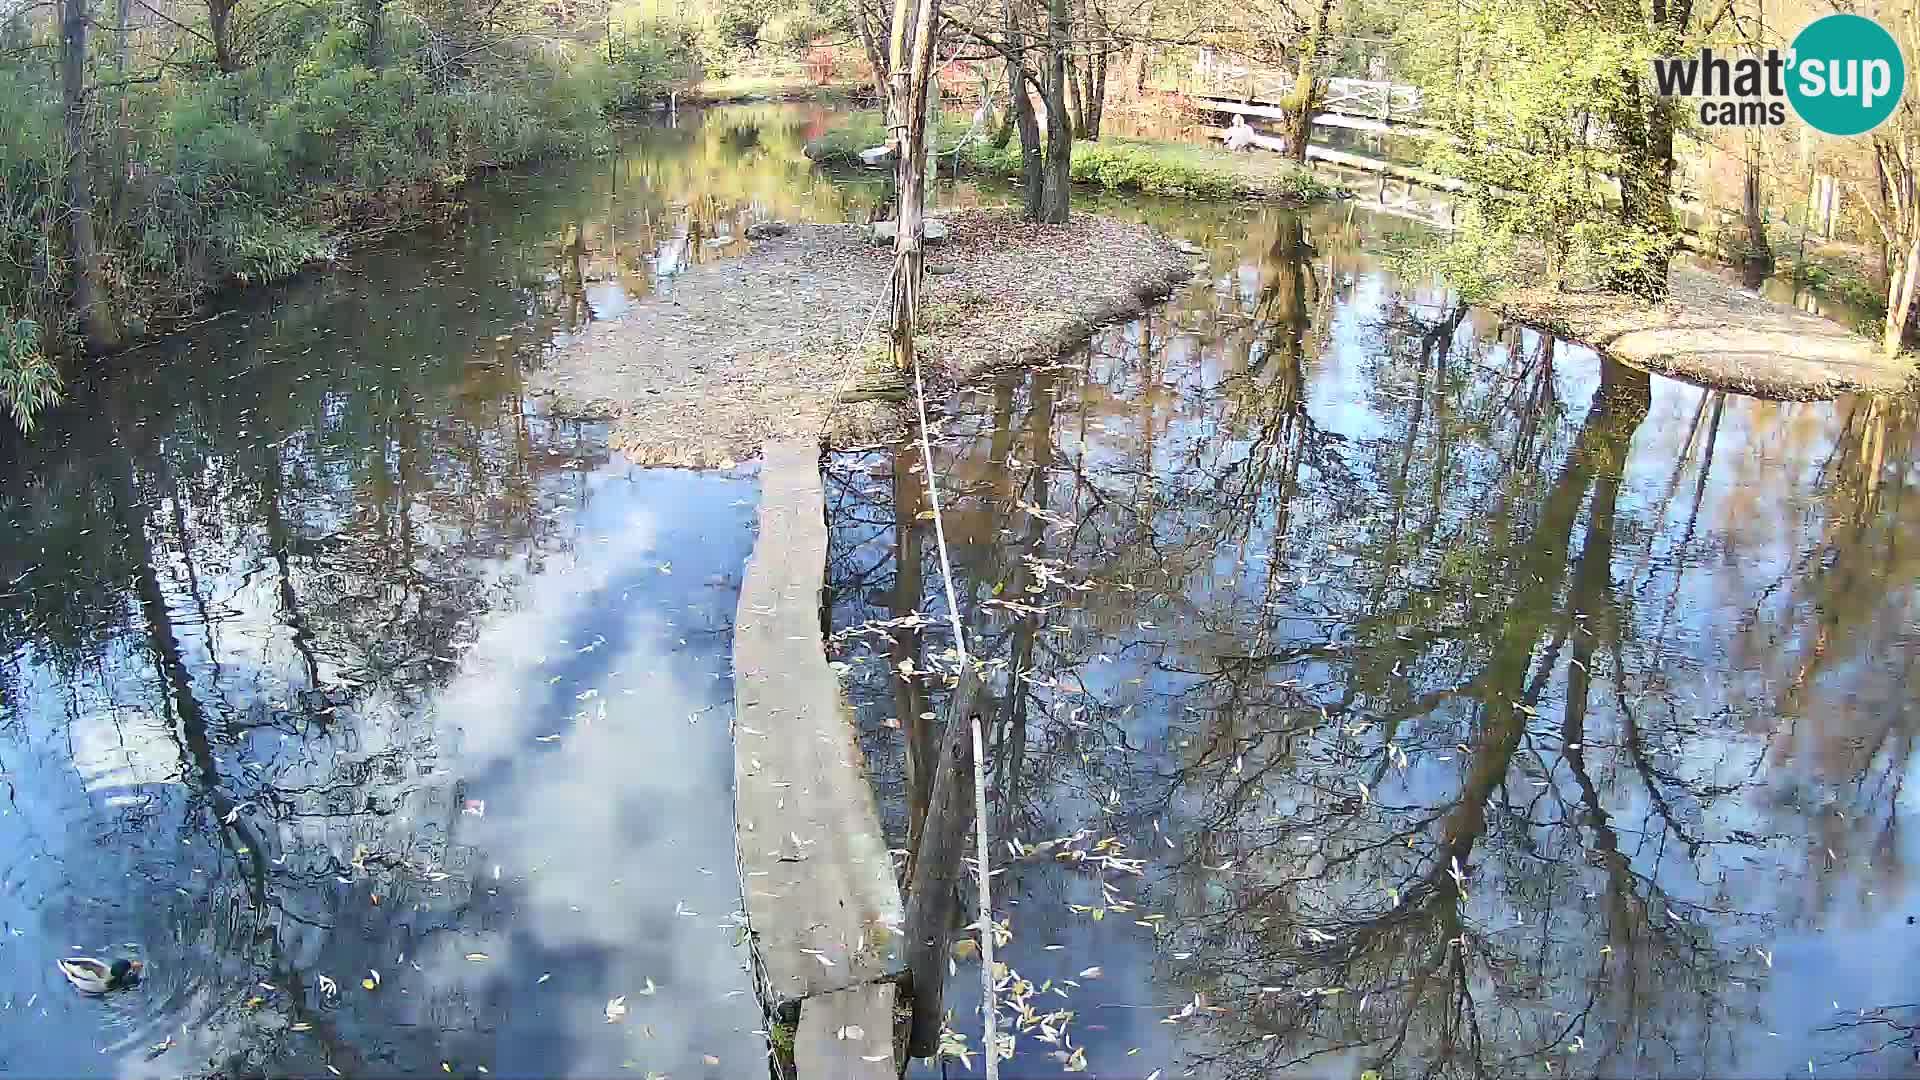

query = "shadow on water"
[{"left": 829, "top": 205, "right": 1920, "bottom": 1076}]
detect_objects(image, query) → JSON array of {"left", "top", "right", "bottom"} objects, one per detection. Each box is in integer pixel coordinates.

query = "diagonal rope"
[{"left": 907, "top": 345, "right": 1001, "bottom": 1080}]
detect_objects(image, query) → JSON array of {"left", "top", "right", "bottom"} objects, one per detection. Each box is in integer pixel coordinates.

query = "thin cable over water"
[{"left": 908, "top": 346, "right": 1000, "bottom": 1080}]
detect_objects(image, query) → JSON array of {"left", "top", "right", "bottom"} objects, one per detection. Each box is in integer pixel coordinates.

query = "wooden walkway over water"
[
  {"left": 1180, "top": 56, "right": 1433, "bottom": 136},
  {"left": 733, "top": 441, "right": 905, "bottom": 1075}
]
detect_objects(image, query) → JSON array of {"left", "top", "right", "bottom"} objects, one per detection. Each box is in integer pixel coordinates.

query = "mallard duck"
[{"left": 58, "top": 957, "right": 142, "bottom": 994}]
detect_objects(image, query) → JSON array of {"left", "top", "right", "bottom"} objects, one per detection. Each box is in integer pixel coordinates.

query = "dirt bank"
[
  {"left": 1497, "top": 265, "right": 1915, "bottom": 400},
  {"left": 527, "top": 208, "right": 1193, "bottom": 466}
]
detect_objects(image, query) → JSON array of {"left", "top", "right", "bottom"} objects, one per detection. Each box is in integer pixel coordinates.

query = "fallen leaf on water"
[
  {"left": 837, "top": 1025, "right": 865, "bottom": 1040},
  {"left": 1079, "top": 966, "right": 1103, "bottom": 978},
  {"left": 703, "top": 1055, "right": 721, "bottom": 1065},
  {"left": 317, "top": 975, "right": 338, "bottom": 996},
  {"left": 605, "top": 996, "right": 628, "bottom": 1023},
  {"left": 639, "top": 977, "right": 658, "bottom": 996},
  {"left": 538, "top": 973, "right": 552, "bottom": 984},
  {"left": 465, "top": 953, "right": 490, "bottom": 963},
  {"left": 291, "top": 1022, "right": 312, "bottom": 1032},
  {"left": 327, "top": 1067, "right": 341, "bottom": 1077}
]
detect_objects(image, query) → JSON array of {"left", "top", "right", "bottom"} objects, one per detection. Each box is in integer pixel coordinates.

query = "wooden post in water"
[{"left": 902, "top": 665, "right": 982, "bottom": 1059}]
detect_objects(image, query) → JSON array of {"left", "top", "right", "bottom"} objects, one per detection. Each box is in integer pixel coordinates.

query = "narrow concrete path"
[{"left": 733, "top": 440, "right": 904, "bottom": 1071}]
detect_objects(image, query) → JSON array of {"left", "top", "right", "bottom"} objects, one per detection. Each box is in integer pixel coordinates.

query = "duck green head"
[{"left": 110, "top": 959, "right": 143, "bottom": 984}]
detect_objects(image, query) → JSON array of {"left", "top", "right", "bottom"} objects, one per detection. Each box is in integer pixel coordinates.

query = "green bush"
[
  {"left": 0, "top": 7, "right": 630, "bottom": 429},
  {"left": 610, "top": 16, "right": 703, "bottom": 109},
  {"left": 0, "top": 316, "right": 58, "bottom": 432}
]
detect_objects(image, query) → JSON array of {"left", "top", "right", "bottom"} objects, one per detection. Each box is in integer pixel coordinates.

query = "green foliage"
[
  {"left": 0, "top": 315, "right": 59, "bottom": 432},
  {"left": 1397, "top": 0, "right": 1688, "bottom": 294},
  {"left": 1566, "top": 219, "right": 1678, "bottom": 295},
  {"left": 0, "top": 3, "right": 634, "bottom": 420},
  {"left": 1385, "top": 213, "right": 1520, "bottom": 301},
  {"left": 1791, "top": 260, "right": 1890, "bottom": 318},
  {"left": 610, "top": 12, "right": 704, "bottom": 109}
]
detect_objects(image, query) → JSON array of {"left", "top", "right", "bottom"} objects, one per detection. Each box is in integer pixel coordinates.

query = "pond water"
[{"left": 0, "top": 103, "right": 1914, "bottom": 1079}]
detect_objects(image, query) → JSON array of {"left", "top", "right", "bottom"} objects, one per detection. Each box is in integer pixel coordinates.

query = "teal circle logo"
[{"left": 1787, "top": 14, "right": 1905, "bottom": 136}]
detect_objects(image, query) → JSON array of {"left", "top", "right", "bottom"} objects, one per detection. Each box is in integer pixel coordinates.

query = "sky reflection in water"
[{"left": 0, "top": 103, "right": 1915, "bottom": 1080}]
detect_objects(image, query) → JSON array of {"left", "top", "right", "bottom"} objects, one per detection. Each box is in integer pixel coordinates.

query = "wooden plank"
[
  {"left": 734, "top": 441, "right": 906, "bottom": 1016},
  {"left": 794, "top": 983, "right": 898, "bottom": 1078}
]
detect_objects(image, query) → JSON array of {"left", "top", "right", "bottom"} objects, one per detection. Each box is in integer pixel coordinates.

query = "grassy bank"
[
  {"left": 0, "top": 10, "right": 646, "bottom": 429},
  {"left": 803, "top": 111, "right": 1329, "bottom": 201}
]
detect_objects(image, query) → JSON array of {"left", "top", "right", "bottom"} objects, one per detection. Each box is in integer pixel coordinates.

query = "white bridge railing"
[{"left": 1188, "top": 51, "right": 1422, "bottom": 122}]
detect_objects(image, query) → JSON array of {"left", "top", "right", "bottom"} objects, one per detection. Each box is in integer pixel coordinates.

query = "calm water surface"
[
  {"left": 827, "top": 213, "right": 1920, "bottom": 1076},
  {"left": 0, "top": 104, "right": 1915, "bottom": 1079}
]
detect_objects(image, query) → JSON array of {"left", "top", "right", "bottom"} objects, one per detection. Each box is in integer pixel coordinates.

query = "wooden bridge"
[{"left": 1182, "top": 52, "right": 1430, "bottom": 135}]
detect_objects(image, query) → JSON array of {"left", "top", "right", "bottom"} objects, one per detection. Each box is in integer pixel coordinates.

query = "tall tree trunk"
[
  {"left": 1882, "top": 226, "right": 1919, "bottom": 356},
  {"left": 1086, "top": 45, "right": 1106, "bottom": 138},
  {"left": 1606, "top": 0, "right": 1691, "bottom": 300},
  {"left": 1740, "top": 149, "right": 1773, "bottom": 286},
  {"left": 1281, "top": 0, "right": 1335, "bottom": 162},
  {"left": 362, "top": 0, "right": 385, "bottom": 65},
  {"left": 208, "top": 0, "right": 237, "bottom": 72},
  {"left": 61, "top": 0, "right": 121, "bottom": 353},
  {"left": 1609, "top": 76, "right": 1679, "bottom": 299},
  {"left": 1063, "top": 55, "right": 1086, "bottom": 138},
  {"left": 885, "top": 0, "right": 940, "bottom": 368},
  {"left": 1037, "top": 0, "right": 1072, "bottom": 221},
  {"left": 1736, "top": 0, "right": 1770, "bottom": 286},
  {"left": 856, "top": 0, "right": 892, "bottom": 103},
  {"left": 1000, "top": 0, "right": 1043, "bottom": 217}
]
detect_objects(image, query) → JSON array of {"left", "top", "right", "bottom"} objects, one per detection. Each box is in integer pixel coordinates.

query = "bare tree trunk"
[
  {"left": 856, "top": 0, "right": 891, "bottom": 103},
  {"left": 208, "top": 0, "right": 237, "bottom": 71},
  {"left": 1736, "top": 0, "right": 1771, "bottom": 286},
  {"left": 363, "top": 0, "right": 385, "bottom": 65},
  {"left": 61, "top": 0, "right": 122, "bottom": 353},
  {"left": 885, "top": 0, "right": 941, "bottom": 368},
  {"left": 997, "top": 0, "right": 1044, "bottom": 218},
  {"left": 1883, "top": 226, "right": 1919, "bottom": 356},
  {"left": 1281, "top": 0, "right": 1336, "bottom": 162},
  {"left": 1037, "top": 0, "right": 1072, "bottom": 221},
  {"left": 1087, "top": 44, "right": 1106, "bottom": 137},
  {"left": 1063, "top": 54, "right": 1085, "bottom": 137},
  {"left": 1741, "top": 150, "right": 1773, "bottom": 286}
]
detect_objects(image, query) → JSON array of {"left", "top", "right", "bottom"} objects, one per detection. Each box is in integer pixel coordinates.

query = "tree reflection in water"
[{"left": 827, "top": 206, "right": 1920, "bottom": 1078}]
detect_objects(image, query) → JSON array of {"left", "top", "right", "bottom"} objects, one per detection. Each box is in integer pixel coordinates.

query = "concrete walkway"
[
  {"left": 732, "top": 441, "right": 904, "bottom": 1073},
  {"left": 1499, "top": 266, "right": 1915, "bottom": 400}
]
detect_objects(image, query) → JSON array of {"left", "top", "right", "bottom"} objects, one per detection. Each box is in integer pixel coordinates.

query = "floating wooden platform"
[{"left": 733, "top": 440, "right": 904, "bottom": 1073}]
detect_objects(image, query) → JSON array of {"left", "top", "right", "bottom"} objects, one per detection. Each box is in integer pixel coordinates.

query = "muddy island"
[{"left": 527, "top": 208, "right": 1194, "bottom": 466}]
